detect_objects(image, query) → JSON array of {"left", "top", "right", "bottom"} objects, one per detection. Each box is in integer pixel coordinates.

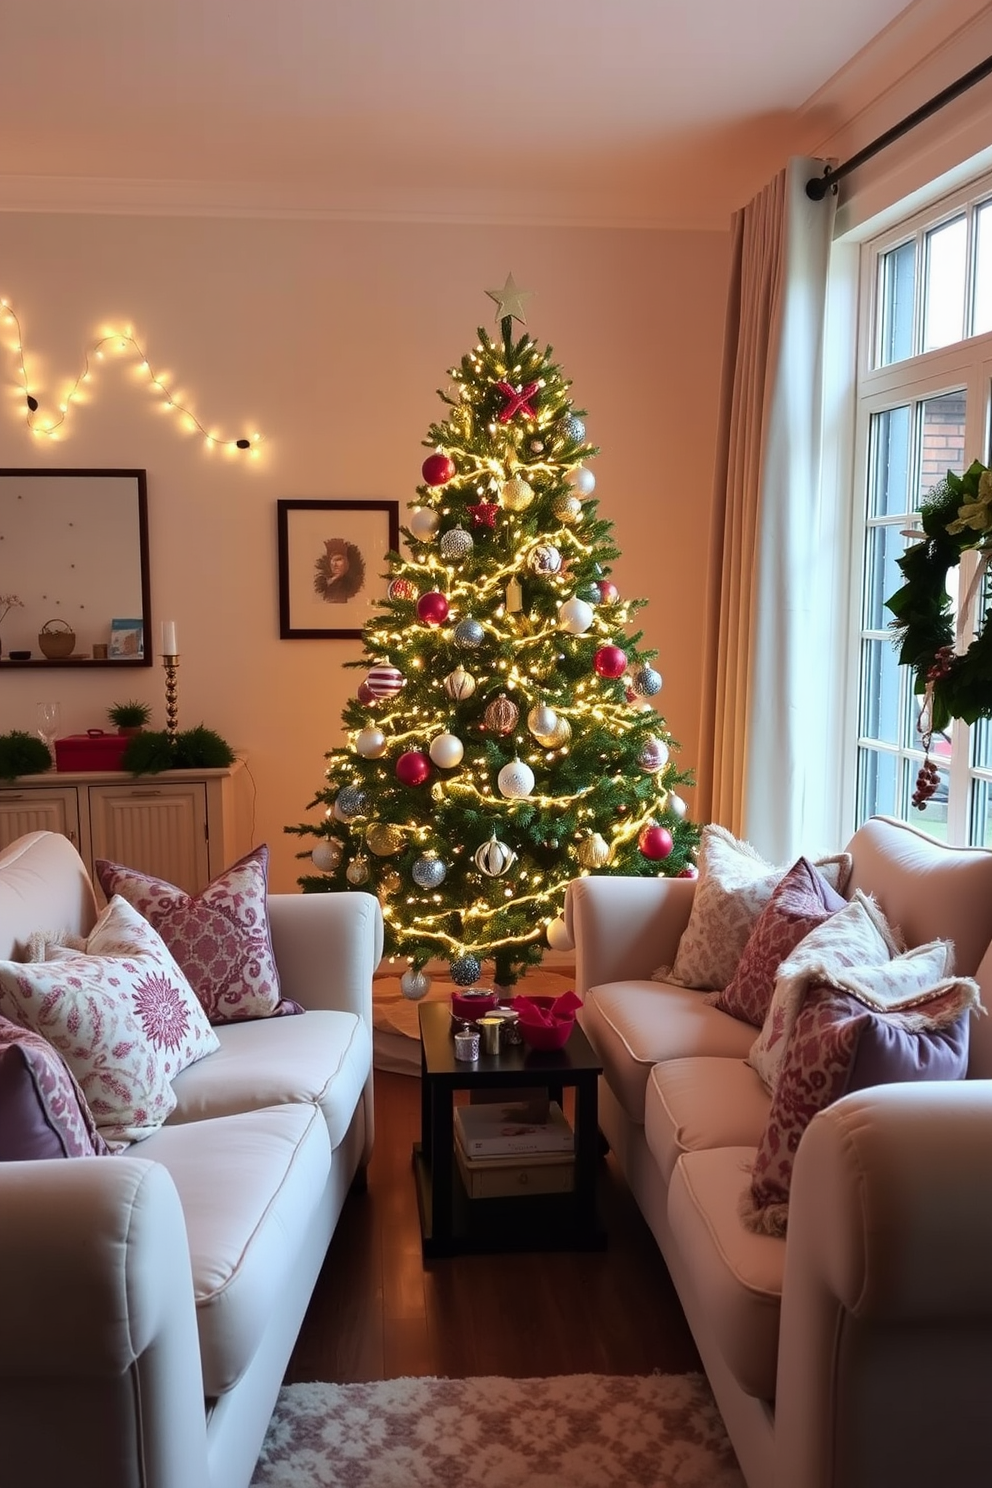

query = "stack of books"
[{"left": 453, "top": 1099, "right": 575, "bottom": 1199}]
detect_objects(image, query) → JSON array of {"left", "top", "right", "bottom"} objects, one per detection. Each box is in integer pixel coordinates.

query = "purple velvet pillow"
[
  {"left": 706, "top": 857, "right": 847, "bottom": 1027},
  {"left": 0, "top": 1016, "right": 112, "bottom": 1160}
]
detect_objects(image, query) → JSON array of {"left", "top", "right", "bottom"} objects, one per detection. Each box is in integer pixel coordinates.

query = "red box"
[{"left": 54, "top": 730, "right": 130, "bottom": 772}]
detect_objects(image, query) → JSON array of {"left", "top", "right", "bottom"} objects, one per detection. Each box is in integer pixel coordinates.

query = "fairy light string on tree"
[{"left": 287, "top": 277, "right": 700, "bottom": 993}]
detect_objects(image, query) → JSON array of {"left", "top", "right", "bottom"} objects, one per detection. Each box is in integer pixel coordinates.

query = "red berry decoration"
[
  {"left": 422, "top": 453, "right": 456, "bottom": 487},
  {"left": 594, "top": 644, "right": 628, "bottom": 679},
  {"left": 639, "top": 824, "right": 674, "bottom": 860},
  {"left": 416, "top": 591, "right": 450, "bottom": 625},
  {"left": 396, "top": 751, "right": 431, "bottom": 786},
  {"left": 597, "top": 580, "right": 619, "bottom": 605}
]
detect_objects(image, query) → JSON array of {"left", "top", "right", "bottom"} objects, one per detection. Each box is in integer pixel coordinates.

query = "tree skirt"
[{"left": 251, "top": 1372, "right": 744, "bottom": 1488}]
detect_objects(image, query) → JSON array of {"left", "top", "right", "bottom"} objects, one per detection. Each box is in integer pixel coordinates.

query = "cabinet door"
[
  {"left": 88, "top": 781, "right": 209, "bottom": 894},
  {"left": 0, "top": 787, "right": 82, "bottom": 854}
]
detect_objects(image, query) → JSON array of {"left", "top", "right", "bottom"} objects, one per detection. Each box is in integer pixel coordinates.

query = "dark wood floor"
[{"left": 286, "top": 1069, "right": 701, "bottom": 1383}]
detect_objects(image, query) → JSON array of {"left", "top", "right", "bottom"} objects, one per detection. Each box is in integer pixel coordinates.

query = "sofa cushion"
[
  {"left": 706, "top": 857, "right": 846, "bottom": 1027},
  {"left": 578, "top": 981, "right": 755, "bottom": 1126},
  {"left": 138, "top": 1102, "right": 330, "bottom": 1397},
  {"left": 658, "top": 824, "right": 852, "bottom": 992},
  {"left": 748, "top": 891, "right": 902, "bottom": 1093},
  {"left": 644, "top": 1055, "right": 771, "bottom": 1185},
  {"left": 0, "top": 1014, "right": 113, "bottom": 1158},
  {"left": 742, "top": 947, "right": 977, "bottom": 1236},
  {"left": 167, "top": 1008, "right": 371, "bottom": 1151},
  {"left": 0, "top": 896, "right": 219, "bottom": 1142},
  {"left": 94, "top": 846, "right": 302, "bottom": 1024},
  {"left": 667, "top": 1145, "right": 784, "bottom": 1401}
]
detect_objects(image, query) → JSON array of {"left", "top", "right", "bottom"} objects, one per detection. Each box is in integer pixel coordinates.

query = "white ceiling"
[{"left": 0, "top": 0, "right": 916, "bottom": 228}]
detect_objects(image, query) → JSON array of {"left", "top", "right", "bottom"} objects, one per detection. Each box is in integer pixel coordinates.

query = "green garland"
[{"left": 885, "top": 459, "right": 992, "bottom": 731}]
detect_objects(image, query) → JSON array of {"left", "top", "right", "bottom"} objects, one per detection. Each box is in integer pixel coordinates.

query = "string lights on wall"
[{"left": 0, "top": 297, "right": 262, "bottom": 456}]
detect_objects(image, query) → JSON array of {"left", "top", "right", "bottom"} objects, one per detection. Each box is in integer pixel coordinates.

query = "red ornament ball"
[
  {"left": 677, "top": 864, "right": 699, "bottom": 879},
  {"left": 639, "top": 824, "right": 674, "bottom": 860},
  {"left": 387, "top": 577, "right": 419, "bottom": 602},
  {"left": 416, "top": 591, "right": 450, "bottom": 625},
  {"left": 356, "top": 681, "right": 378, "bottom": 706},
  {"left": 396, "top": 751, "right": 431, "bottom": 787},
  {"left": 597, "top": 580, "right": 619, "bottom": 605},
  {"left": 594, "top": 645, "right": 628, "bottom": 679},
  {"left": 422, "top": 453, "right": 456, "bottom": 487}
]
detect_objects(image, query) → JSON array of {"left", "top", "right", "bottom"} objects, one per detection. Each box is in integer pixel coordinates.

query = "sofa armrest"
[
  {"left": 267, "top": 889, "right": 383, "bottom": 1021},
  {"left": 775, "top": 1081, "right": 992, "bottom": 1488},
  {"left": 564, "top": 875, "right": 696, "bottom": 997},
  {"left": 0, "top": 1156, "right": 209, "bottom": 1488}
]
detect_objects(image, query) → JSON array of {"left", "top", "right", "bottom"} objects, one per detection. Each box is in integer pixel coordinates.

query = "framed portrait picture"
[{"left": 277, "top": 499, "right": 400, "bottom": 640}]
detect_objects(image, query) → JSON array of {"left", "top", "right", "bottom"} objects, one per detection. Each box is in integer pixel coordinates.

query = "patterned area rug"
[{"left": 250, "top": 1372, "right": 744, "bottom": 1487}]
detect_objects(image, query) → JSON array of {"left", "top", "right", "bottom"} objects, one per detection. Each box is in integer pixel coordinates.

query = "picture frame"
[
  {"left": 277, "top": 499, "right": 400, "bottom": 640},
  {"left": 109, "top": 617, "right": 145, "bottom": 658}
]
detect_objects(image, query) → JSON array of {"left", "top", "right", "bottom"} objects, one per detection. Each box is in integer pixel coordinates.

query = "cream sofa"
[
  {"left": 0, "top": 829, "right": 383, "bottom": 1488},
  {"left": 564, "top": 815, "right": 992, "bottom": 1488}
]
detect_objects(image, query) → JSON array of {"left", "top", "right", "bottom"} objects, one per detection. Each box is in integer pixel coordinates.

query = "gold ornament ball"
[
  {"left": 378, "top": 870, "right": 402, "bottom": 897},
  {"left": 346, "top": 856, "right": 370, "bottom": 885},
  {"left": 537, "top": 715, "right": 572, "bottom": 748},
  {"left": 311, "top": 839, "right": 343, "bottom": 872},
  {"left": 527, "top": 703, "right": 559, "bottom": 738},
  {"left": 551, "top": 493, "right": 583, "bottom": 524},
  {"left": 366, "top": 823, "right": 405, "bottom": 857},
  {"left": 443, "top": 665, "right": 477, "bottom": 700},
  {"left": 577, "top": 832, "right": 612, "bottom": 869},
  {"left": 500, "top": 476, "right": 535, "bottom": 511}
]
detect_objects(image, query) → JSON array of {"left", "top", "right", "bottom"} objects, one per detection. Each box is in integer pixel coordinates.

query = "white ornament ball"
[
  {"left": 566, "top": 466, "right": 596, "bottom": 496},
  {"left": 356, "top": 727, "right": 387, "bottom": 759},
  {"left": 473, "top": 833, "right": 518, "bottom": 877},
  {"left": 528, "top": 544, "right": 563, "bottom": 575},
  {"left": 558, "top": 597, "right": 594, "bottom": 634},
  {"left": 527, "top": 703, "right": 559, "bottom": 738},
  {"left": 400, "top": 969, "right": 432, "bottom": 1001},
  {"left": 668, "top": 793, "right": 688, "bottom": 820},
  {"left": 497, "top": 758, "right": 535, "bottom": 799},
  {"left": 409, "top": 507, "right": 440, "bottom": 540},
  {"left": 429, "top": 732, "right": 464, "bottom": 769},
  {"left": 443, "top": 665, "right": 477, "bottom": 700},
  {"left": 638, "top": 736, "right": 671, "bottom": 772},
  {"left": 546, "top": 916, "right": 575, "bottom": 952},
  {"left": 311, "top": 840, "right": 343, "bottom": 872}
]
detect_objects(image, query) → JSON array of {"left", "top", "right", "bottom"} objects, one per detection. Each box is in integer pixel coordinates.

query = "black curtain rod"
[{"left": 806, "top": 53, "right": 992, "bottom": 201}]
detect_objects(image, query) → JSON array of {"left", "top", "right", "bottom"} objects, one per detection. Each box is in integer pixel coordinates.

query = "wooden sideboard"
[{"left": 0, "top": 758, "right": 252, "bottom": 895}]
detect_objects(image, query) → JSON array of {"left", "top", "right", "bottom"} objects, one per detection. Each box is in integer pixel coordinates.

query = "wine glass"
[{"left": 36, "top": 701, "right": 62, "bottom": 761}]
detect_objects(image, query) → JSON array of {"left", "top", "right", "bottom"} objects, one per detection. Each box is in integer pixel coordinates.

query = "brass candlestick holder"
[{"left": 162, "top": 653, "right": 180, "bottom": 737}]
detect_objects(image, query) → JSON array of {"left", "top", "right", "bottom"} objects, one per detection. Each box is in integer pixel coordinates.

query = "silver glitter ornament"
[
  {"left": 559, "top": 414, "right": 586, "bottom": 444},
  {"left": 632, "top": 665, "right": 663, "bottom": 696},
  {"left": 412, "top": 853, "right": 447, "bottom": 889},
  {"left": 440, "top": 526, "right": 474, "bottom": 560},
  {"left": 400, "top": 969, "right": 432, "bottom": 1001},
  {"left": 454, "top": 617, "right": 485, "bottom": 648},
  {"left": 336, "top": 785, "right": 369, "bottom": 818},
  {"left": 450, "top": 954, "right": 483, "bottom": 987}
]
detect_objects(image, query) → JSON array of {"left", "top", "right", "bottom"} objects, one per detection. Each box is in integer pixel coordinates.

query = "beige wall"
[{"left": 0, "top": 215, "right": 730, "bottom": 889}]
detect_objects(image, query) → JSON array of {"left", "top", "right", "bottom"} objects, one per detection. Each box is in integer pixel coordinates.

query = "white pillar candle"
[{"left": 161, "top": 621, "right": 178, "bottom": 654}]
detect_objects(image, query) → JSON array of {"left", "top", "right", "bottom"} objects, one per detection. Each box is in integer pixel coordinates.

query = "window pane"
[
  {"left": 923, "top": 216, "right": 967, "bottom": 351},
  {"left": 972, "top": 715, "right": 992, "bottom": 771},
  {"left": 878, "top": 241, "right": 915, "bottom": 366},
  {"left": 970, "top": 776, "right": 992, "bottom": 847},
  {"left": 867, "top": 405, "right": 911, "bottom": 516},
  {"left": 857, "top": 746, "right": 898, "bottom": 819},
  {"left": 919, "top": 390, "right": 967, "bottom": 503},
  {"left": 974, "top": 200, "right": 992, "bottom": 335},
  {"left": 859, "top": 639, "right": 902, "bottom": 743},
  {"left": 862, "top": 527, "right": 911, "bottom": 631}
]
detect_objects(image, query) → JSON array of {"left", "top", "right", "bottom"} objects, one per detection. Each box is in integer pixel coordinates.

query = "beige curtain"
[{"left": 697, "top": 158, "right": 837, "bottom": 862}]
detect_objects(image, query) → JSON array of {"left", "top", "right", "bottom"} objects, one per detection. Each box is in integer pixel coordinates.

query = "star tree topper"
[{"left": 486, "top": 273, "right": 534, "bottom": 327}]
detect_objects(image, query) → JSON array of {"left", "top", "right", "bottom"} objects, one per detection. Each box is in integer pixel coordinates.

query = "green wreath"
[{"left": 885, "top": 459, "right": 992, "bottom": 731}]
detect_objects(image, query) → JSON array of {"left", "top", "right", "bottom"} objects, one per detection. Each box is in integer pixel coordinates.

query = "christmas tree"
[{"left": 287, "top": 276, "right": 700, "bottom": 993}]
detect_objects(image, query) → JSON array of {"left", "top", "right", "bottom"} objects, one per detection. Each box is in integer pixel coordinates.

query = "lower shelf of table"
[{"left": 413, "top": 1144, "right": 607, "bottom": 1258}]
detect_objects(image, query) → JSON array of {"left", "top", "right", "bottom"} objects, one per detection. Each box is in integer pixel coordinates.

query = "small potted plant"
[{"left": 107, "top": 699, "right": 153, "bottom": 737}]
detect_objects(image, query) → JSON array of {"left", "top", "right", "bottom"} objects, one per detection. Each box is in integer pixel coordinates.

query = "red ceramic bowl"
[
  {"left": 450, "top": 988, "right": 498, "bottom": 1021},
  {"left": 512, "top": 995, "right": 575, "bottom": 1050}
]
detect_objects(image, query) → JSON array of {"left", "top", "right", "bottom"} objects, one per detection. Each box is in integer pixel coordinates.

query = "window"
[{"left": 853, "top": 177, "right": 992, "bottom": 846}]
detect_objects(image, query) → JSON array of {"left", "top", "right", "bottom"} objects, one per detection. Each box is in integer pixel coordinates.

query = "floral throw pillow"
[
  {"left": 655, "top": 824, "right": 853, "bottom": 992},
  {"left": 95, "top": 845, "right": 301, "bottom": 1024},
  {"left": 0, "top": 1015, "right": 114, "bottom": 1159},
  {"left": 747, "top": 891, "right": 903, "bottom": 1093},
  {"left": 704, "top": 857, "right": 847, "bottom": 1027},
  {"left": 0, "top": 896, "right": 219, "bottom": 1143},
  {"left": 740, "top": 949, "right": 979, "bottom": 1236}
]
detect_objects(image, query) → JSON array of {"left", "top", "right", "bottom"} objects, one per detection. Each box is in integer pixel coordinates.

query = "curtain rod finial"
[{"left": 806, "top": 173, "right": 833, "bottom": 202}]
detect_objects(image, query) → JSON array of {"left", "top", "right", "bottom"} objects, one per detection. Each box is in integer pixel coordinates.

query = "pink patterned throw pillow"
[
  {"left": 95, "top": 846, "right": 300, "bottom": 1024},
  {"left": 0, "top": 1015, "right": 113, "bottom": 1159},
  {"left": 656, "top": 825, "right": 853, "bottom": 992},
  {"left": 705, "top": 857, "right": 846, "bottom": 1027},
  {"left": 741, "top": 941, "right": 980, "bottom": 1236},
  {"left": 0, "top": 896, "right": 219, "bottom": 1142}
]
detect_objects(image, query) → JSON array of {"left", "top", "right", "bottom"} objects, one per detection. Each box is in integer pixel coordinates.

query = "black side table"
[{"left": 413, "top": 999, "right": 606, "bottom": 1258}]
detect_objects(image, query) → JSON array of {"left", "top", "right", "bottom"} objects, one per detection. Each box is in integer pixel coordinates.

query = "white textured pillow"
[
  {"left": 655, "top": 824, "right": 853, "bottom": 992},
  {"left": 0, "top": 895, "right": 219, "bottom": 1142},
  {"left": 747, "top": 891, "right": 903, "bottom": 1093}
]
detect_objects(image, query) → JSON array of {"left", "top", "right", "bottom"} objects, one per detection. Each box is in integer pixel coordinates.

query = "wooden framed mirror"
[{"left": 0, "top": 468, "right": 151, "bottom": 668}]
